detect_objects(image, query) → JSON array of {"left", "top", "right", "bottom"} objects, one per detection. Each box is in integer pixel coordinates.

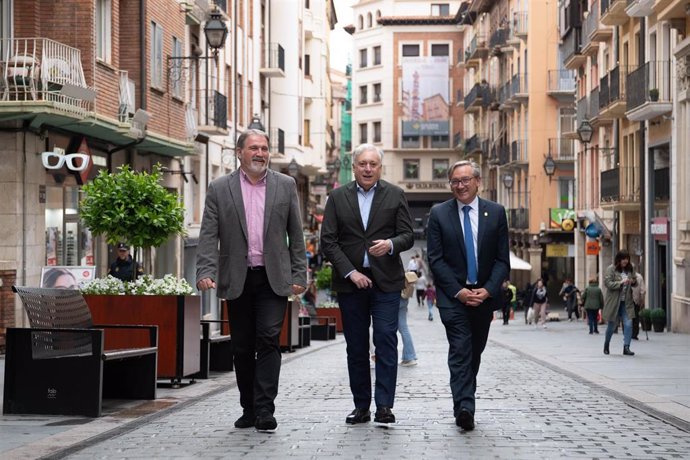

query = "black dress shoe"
[
  {"left": 374, "top": 406, "right": 396, "bottom": 424},
  {"left": 345, "top": 408, "right": 371, "bottom": 424},
  {"left": 623, "top": 346, "right": 635, "bottom": 356},
  {"left": 255, "top": 413, "right": 277, "bottom": 432},
  {"left": 234, "top": 412, "right": 255, "bottom": 429},
  {"left": 456, "top": 409, "right": 475, "bottom": 431},
  {"left": 603, "top": 342, "right": 610, "bottom": 355}
]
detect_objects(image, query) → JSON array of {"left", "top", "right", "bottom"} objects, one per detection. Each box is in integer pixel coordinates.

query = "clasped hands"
[{"left": 456, "top": 287, "right": 489, "bottom": 307}]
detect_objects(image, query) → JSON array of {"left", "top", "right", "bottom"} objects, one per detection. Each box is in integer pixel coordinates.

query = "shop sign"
[
  {"left": 651, "top": 217, "right": 669, "bottom": 241},
  {"left": 546, "top": 244, "right": 573, "bottom": 257},
  {"left": 586, "top": 240, "right": 600, "bottom": 255},
  {"left": 405, "top": 181, "right": 448, "bottom": 190},
  {"left": 549, "top": 208, "right": 576, "bottom": 231}
]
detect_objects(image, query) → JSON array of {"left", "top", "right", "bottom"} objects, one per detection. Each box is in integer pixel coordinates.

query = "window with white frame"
[
  {"left": 171, "top": 36, "right": 183, "bottom": 99},
  {"left": 402, "top": 44, "right": 420, "bottom": 57},
  {"left": 373, "top": 83, "right": 381, "bottom": 102},
  {"left": 431, "top": 43, "right": 449, "bottom": 56},
  {"left": 96, "top": 0, "right": 112, "bottom": 63},
  {"left": 359, "top": 85, "right": 368, "bottom": 104},
  {"left": 404, "top": 159, "right": 420, "bottom": 180},
  {"left": 373, "top": 46, "right": 381, "bottom": 65},
  {"left": 151, "top": 21, "right": 163, "bottom": 88},
  {"left": 431, "top": 4, "right": 450, "bottom": 16},
  {"left": 373, "top": 121, "right": 381, "bottom": 143}
]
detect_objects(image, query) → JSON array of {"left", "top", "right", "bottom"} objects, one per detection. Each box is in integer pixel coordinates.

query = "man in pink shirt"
[{"left": 196, "top": 129, "right": 307, "bottom": 432}]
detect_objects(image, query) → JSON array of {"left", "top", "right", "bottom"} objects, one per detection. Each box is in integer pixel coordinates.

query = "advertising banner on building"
[
  {"left": 550, "top": 208, "right": 576, "bottom": 231},
  {"left": 401, "top": 56, "right": 450, "bottom": 136}
]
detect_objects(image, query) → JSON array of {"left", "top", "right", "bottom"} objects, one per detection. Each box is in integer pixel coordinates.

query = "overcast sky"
[{"left": 330, "top": 0, "right": 354, "bottom": 72}]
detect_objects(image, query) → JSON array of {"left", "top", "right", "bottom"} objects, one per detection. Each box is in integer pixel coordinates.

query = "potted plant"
[
  {"left": 79, "top": 165, "right": 199, "bottom": 382},
  {"left": 314, "top": 265, "right": 342, "bottom": 332},
  {"left": 650, "top": 308, "right": 666, "bottom": 332},
  {"left": 79, "top": 164, "right": 186, "bottom": 274},
  {"left": 639, "top": 308, "right": 652, "bottom": 332},
  {"left": 649, "top": 88, "right": 659, "bottom": 102}
]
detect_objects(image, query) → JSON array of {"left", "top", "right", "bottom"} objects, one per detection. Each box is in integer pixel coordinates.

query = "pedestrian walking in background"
[
  {"left": 399, "top": 271, "right": 419, "bottom": 366},
  {"left": 415, "top": 272, "right": 427, "bottom": 307},
  {"left": 407, "top": 255, "right": 419, "bottom": 275},
  {"left": 529, "top": 278, "right": 549, "bottom": 328},
  {"left": 603, "top": 250, "right": 637, "bottom": 356},
  {"left": 427, "top": 159, "right": 510, "bottom": 431},
  {"left": 425, "top": 282, "right": 437, "bottom": 321},
  {"left": 581, "top": 278, "right": 603, "bottom": 334},
  {"left": 500, "top": 279, "right": 515, "bottom": 325},
  {"left": 415, "top": 254, "right": 427, "bottom": 277},
  {"left": 559, "top": 278, "right": 580, "bottom": 321},
  {"left": 196, "top": 129, "right": 307, "bottom": 432},
  {"left": 321, "top": 143, "right": 414, "bottom": 426},
  {"left": 631, "top": 271, "right": 647, "bottom": 340}
]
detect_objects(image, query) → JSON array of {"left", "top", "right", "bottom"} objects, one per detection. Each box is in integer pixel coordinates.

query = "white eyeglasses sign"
[{"left": 42, "top": 150, "right": 91, "bottom": 172}]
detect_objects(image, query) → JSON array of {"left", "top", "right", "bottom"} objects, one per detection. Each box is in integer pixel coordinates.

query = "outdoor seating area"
[{"left": 3, "top": 287, "right": 158, "bottom": 417}]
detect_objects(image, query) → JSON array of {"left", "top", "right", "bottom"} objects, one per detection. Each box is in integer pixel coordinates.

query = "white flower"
[{"left": 80, "top": 274, "right": 194, "bottom": 296}]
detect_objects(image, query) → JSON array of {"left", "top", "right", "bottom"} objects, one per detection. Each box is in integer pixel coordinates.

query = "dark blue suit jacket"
[{"left": 427, "top": 197, "right": 510, "bottom": 310}]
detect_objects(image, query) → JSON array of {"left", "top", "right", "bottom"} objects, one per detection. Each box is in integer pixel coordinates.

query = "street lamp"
[
  {"left": 248, "top": 115, "right": 265, "bottom": 132},
  {"left": 502, "top": 173, "right": 514, "bottom": 189},
  {"left": 577, "top": 120, "right": 594, "bottom": 144},
  {"left": 203, "top": 8, "right": 229, "bottom": 53},
  {"left": 543, "top": 153, "right": 556, "bottom": 181},
  {"left": 288, "top": 159, "right": 300, "bottom": 177}
]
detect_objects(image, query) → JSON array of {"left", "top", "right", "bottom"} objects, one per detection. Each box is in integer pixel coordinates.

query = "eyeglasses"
[
  {"left": 449, "top": 176, "right": 475, "bottom": 187},
  {"left": 42, "top": 151, "right": 91, "bottom": 172}
]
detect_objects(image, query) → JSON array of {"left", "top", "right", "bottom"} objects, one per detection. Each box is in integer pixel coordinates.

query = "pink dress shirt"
[{"left": 239, "top": 170, "right": 267, "bottom": 267}]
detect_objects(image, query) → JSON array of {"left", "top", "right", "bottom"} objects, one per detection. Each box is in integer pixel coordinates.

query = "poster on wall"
[
  {"left": 40, "top": 266, "right": 96, "bottom": 289},
  {"left": 401, "top": 56, "right": 450, "bottom": 136},
  {"left": 46, "top": 227, "right": 58, "bottom": 266}
]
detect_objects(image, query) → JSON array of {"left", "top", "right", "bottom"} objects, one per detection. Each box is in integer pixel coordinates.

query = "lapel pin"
[{"left": 484, "top": 212, "right": 488, "bottom": 217}]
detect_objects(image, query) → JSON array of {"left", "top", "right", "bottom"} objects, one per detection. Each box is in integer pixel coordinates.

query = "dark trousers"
[
  {"left": 438, "top": 304, "right": 493, "bottom": 416},
  {"left": 501, "top": 303, "right": 511, "bottom": 324},
  {"left": 632, "top": 303, "right": 640, "bottom": 339},
  {"left": 338, "top": 287, "right": 400, "bottom": 410},
  {"left": 228, "top": 268, "right": 287, "bottom": 416},
  {"left": 586, "top": 309, "right": 599, "bottom": 333}
]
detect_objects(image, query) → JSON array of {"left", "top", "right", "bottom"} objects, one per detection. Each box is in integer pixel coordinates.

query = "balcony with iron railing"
[
  {"left": 0, "top": 37, "right": 94, "bottom": 117},
  {"left": 260, "top": 43, "right": 285, "bottom": 78},
  {"left": 464, "top": 133, "right": 486, "bottom": 154},
  {"left": 547, "top": 69, "right": 576, "bottom": 101},
  {"left": 600, "top": 0, "right": 628, "bottom": 26},
  {"left": 508, "top": 208, "right": 530, "bottom": 229},
  {"left": 512, "top": 11, "right": 528, "bottom": 39},
  {"left": 599, "top": 65, "right": 631, "bottom": 117},
  {"left": 197, "top": 90, "right": 227, "bottom": 132},
  {"left": 270, "top": 127, "right": 285, "bottom": 154},
  {"left": 600, "top": 166, "right": 639, "bottom": 205},
  {"left": 625, "top": 60, "right": 673, "bottom": 121},
  {"left": 498, "top": 144, "right": 510, "bottom": 165},
  {"left": 625, "top": 0, "right": 655, "bottom": 17},
  {"left": 465, "top": 34, "right": 488, "bottom": 65},
  {"left": 562, "top": 28, "right": 585, "bottom": 70},
  {"left": 509, "top": 74, "right": 528, "bottom": 103},
  {"left": 505, "top": 139, "right": 528, "bottom": 167},
  {"left": 489, "top": 28, "right": 510, "bottom": 52},
  {"left": 464, "top": 83, "right": 487, "bottom": 112},
  {"left": 549, "top": 138, "right": 576, "bottom": 161}
]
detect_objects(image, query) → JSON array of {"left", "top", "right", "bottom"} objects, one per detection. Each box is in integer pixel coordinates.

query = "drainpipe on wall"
[{"left": 140, "top": 0, "right": 147, "bottom": 111}]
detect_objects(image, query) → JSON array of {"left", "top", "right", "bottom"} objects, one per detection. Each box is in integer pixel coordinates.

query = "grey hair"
[
  {"left": 236, "top": 129, "right": 270, "bottom": 149},
  {"left": 352, "top": 143, "right": 384, "bottom": 163},
  {"left": 448, "top": 160, "right": 481, "bottom": 180}
]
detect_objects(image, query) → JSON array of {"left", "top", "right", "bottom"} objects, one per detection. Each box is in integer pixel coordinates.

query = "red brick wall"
[{"left": 0, "top": 270, "right": 17, "bottom": 353}]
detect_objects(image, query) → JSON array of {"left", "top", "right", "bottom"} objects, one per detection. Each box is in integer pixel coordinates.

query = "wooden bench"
[
  {"left": 3, "top": 286, "right": 158, "bottom": 417},
  {"left": 193, "top": 320, "right": 233, "bottom": 379}
]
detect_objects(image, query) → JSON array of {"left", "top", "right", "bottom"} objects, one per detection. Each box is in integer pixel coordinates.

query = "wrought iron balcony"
[
  {"left": 562, "top": 28, "right": 585, "bottom": 70},
  {"left": 600, "top": 0, "right": 628, "bottom": 26},
  {"left": 260, "top": 43, "right": 285, "bottom": 78},
  {"left": 0, "top": 37, "right": 94, "bottom": 116},
  {"left": 509, "top": 208, "right": 530, "bottom": 229},
  {"left": 547, "top": 70, "right": 576, "bottom": 101},
  {"left": 599, "top": 65, "right": 631, "bottom": 117},
  {"left": 625, "top": 60, "right": 673, "bottom": 121},
  {"left": 549, "top": 138, "right": 575, "bottom": 161},
  {"left": 601, "top": 165, "right": 639, "bottom": 204}
]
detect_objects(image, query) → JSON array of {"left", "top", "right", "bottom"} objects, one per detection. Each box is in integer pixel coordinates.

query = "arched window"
[
  {"left": 367, "top": 12, "right": 372, "bottom": 28},
  {"left": 358, "top": 15, "right": 363, "bottom": 30},
  {"left": 376, "top": 10, "right": 381, "bottom": 21}
]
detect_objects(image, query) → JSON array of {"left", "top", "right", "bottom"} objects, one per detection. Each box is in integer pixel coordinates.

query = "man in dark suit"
[
  {"left": 321, "top": 143, "right": 414, "bottom": 425},
  {"left": 196, "top": 129, "right": 307, "bottom": 432},
  {"left": 427, "top": 160, "right": 510, "bottom": 431}
]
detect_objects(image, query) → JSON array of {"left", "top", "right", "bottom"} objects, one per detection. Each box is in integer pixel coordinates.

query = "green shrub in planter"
[
  {"left": 649, "top": 308, "right": 666, "bottom": 320},
  {"left": 639, "top": 308, "right": 651, "bottom": 320},
  {"left": 315, "top": 265, "right": 333, "bottom": 290}
]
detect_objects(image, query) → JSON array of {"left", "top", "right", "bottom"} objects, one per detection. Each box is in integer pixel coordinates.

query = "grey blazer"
[{"left": 196, "top": 169, "right": 307, "bottom": 300}]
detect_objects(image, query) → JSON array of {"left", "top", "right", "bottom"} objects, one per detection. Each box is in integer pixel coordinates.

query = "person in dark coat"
[
  {"left": 581, "top": 278, "right": 604, "bottom": 334},
  {"left": 108, "top": 243, "right": 143, "bottom": 281}
]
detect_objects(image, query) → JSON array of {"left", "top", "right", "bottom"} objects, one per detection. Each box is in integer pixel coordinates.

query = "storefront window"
[{"left": 45, "top": 185, "right": 95, "bottom": 267}]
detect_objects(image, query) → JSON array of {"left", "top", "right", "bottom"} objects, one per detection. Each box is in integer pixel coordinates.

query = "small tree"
[{"left": 79, "top": 164, "right": 186, "bottom": 276}]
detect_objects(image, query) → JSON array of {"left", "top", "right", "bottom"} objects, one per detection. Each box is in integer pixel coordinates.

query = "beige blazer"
[{"left": 196, "top": 169, "right": 307, "bottom": 300}]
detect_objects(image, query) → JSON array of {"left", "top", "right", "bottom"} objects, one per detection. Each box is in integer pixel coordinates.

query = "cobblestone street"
[{"left": 51, "top": 303, "right": 690, "bottom": 460}]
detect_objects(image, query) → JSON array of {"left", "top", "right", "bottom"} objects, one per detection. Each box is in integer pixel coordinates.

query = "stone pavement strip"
[{"left": 2, "top": 306, "right": 689, "bottom": 459}]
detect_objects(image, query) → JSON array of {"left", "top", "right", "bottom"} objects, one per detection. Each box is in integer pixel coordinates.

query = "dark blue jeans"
[
  {"left": 338, "top": 288, "right": 400, "bottom": 409},
  {"left": 586, "top": 309, "right": 599, "bottom": 333}
]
